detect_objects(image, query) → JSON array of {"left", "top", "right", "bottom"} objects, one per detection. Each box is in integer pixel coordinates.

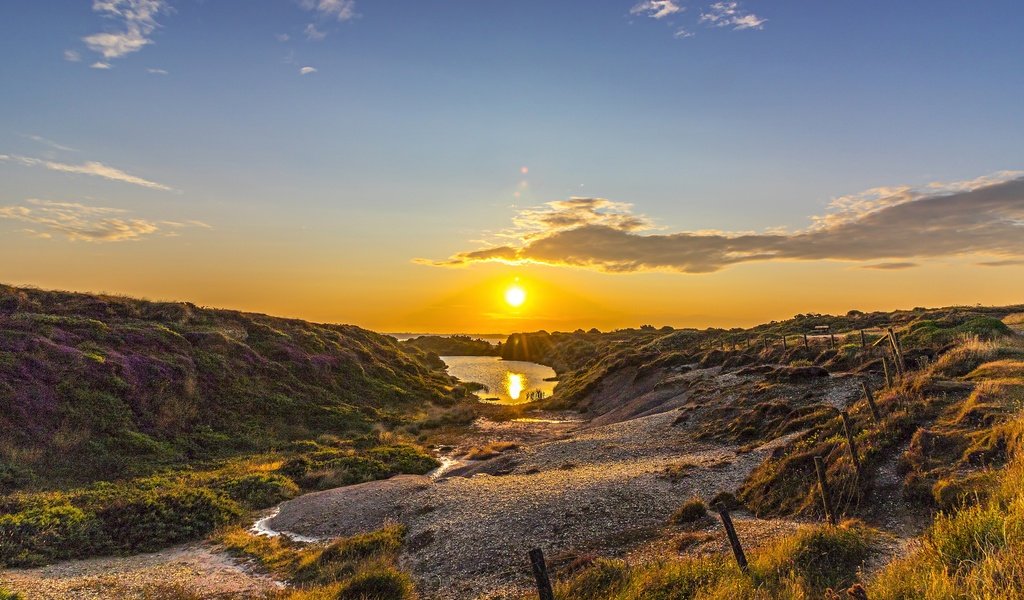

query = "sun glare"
[{"left": 504, "top": 283, "right": 526, "bottom": 307}]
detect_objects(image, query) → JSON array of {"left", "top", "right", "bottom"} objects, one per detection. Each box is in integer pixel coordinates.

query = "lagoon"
[{"left": 440, "top": 356, "right": 556, "bottom": 404}]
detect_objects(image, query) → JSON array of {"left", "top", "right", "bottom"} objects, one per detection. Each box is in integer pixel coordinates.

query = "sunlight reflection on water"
[{"left": 440, "top": 356, "right": 556, "bottom": 404}]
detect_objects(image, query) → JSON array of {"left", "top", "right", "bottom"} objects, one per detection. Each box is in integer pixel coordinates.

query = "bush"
[
  {"left": 217, "top": 472, "right": 299, "bottom": 508},
  {"left": 0, "top": 502, "right": 103, "bottom": 566},
  {"left": 95, "top": 487, "right": 241, "bottom": 552},
  {"left": 756, "top": 520, "right": 877, "bottom": 593},
  {"left": 669, "top": 499, "right": 708, "bottom": 526},
  {"left": 554, "top": 558, "right": 629, "bottom": 600},
  {"left": 332, "top": 564, "right": 417, "bottom": 600}
]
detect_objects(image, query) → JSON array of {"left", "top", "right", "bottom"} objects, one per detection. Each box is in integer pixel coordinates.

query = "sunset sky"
[{"left": 2, "top": 0, "right": 1023, "bottom": 333}]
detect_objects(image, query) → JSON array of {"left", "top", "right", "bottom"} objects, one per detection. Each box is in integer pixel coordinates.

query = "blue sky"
[{"left": 1, "top": 1, "right": 1023, "bottom": 331}]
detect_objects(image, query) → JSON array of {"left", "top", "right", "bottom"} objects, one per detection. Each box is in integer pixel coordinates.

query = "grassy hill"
[{"left": 0, "top": 284, "right": 464, "bottom": 568}]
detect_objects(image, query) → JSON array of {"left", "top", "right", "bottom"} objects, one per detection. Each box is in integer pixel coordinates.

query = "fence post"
[
  {"left": 528, "top": 548, "right": 555, "bottom": 600},
  {"left": 782, "top": 335, "right": 787, "bottom": 350},
  {"left": 860, "top": 329, "right": 867, "bottom": 348},
  {"left": 887, "top": 329, "right": 905, "bottom": 377},
  {"left": 882, "top": 356, "right": 893, "bottom": 389},
  {"left": 715, "top": 505, "right": 748, "bottom": 571},
  {"left": 829, "top": 332, "right": 836, "bottom": 349},
  {"left": 861, "top": 380, "right": 880, "bottom": 423},
  {"left": 814, "top": 456, "right": 837, "bottom": 525},
  {"left": 763, "top": 336, "right": 769, "bottom": 351},
  {"left": 840, "top": 411, "right": 863, "bottom": 481}
]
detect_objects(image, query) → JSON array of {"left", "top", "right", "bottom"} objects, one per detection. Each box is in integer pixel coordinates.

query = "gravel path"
[
  {"left": 0, "top": 543, "right": 279, "bottom": 599},
  {"left": 269, "top": 369, "right": 805, "bottom": 599}
]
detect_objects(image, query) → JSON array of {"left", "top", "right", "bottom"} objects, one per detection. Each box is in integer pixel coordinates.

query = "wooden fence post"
[
  {"left": 861, "top": 380, "right": 880, "bottom": 423},
  {"left": 803, "top": 333, "right": 809, "bottom": 350},
  {"left": 887, "top": 329, "right": 905, "bottom": 377},
  {"left": 763, "top": 336, "right": 769, "bottom": 351},
  {"left": 882, "top": 356, "right": 893, "bottom": 389},
  {"left": 840, "top": 411, "right": 863, "bottom": 481},
  {"left": 814, "top": 456, "right": 837, "bottom": 525},
  {"left": 860, "top": 329, "right": 867, "bottom": 348},
  {"left": 782, "top": 335, "right": 788, "bottom": 350},
  {"left": 830, "top": 332, "right": 836, "bottom": 349},
  {"left": 528, "top": 548, "right": 555, "bottom": 600},
  {"left": 715, "top": 505, "right": 748, "bottom": 571}
]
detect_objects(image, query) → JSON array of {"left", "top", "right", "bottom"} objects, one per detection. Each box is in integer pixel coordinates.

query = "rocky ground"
[
  {"left": 1, "top": 365, "right": 867, "bottom": 600},
  {"left": 268, "top": 365, "right": 864, "bottom": 599},
  {"left": 0, "top": 543, "right": 280, "bottom": 599}
]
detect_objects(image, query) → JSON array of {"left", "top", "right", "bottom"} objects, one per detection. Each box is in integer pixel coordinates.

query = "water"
[{"left": 440, "top": 356, "right": 557, "bottom": 404}]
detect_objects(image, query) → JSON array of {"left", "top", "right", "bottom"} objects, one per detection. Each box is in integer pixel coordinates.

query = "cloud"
[
  {"left": 146, "top": 67, "right": 168, "bottom": 74},
  {"left": 83, "top": 0, "right": 169, "bottom": 60},
  {"left": 63, "top": 49, "right": 82, "bottom": 62},
  {"left": 631, "top": 0, "right": 683, "bottom": 20},
  {"left": 276, "top": 33, "right": 291, "bottom": 42},
  {"left": 0, "top": 155, "right": 173, "bottom": 191},
  {"left": 21, "top": 134, "right": 76, "bottom": 153},
  {"left": 860, "top": 262, "right": 919, "bottom": 270},
  {"left": 299, "top": 66, "right": 317, "bottom": 75},
  {"left": 674, "top": 28, "right": 695, "bottom": 39},
  {"left": 700, "top": 1, "right": 765, "bottom": 30},
  {"left": 977, "top": 259, "right": 1024, "bottom": 267},
  {"left": 0, "top": 199, "right": 168, "bottom": 242},
  {"left": 420, "top": 172, "right": 1024, "bottom": 274},
  {"left": 299, "top": 0, "right": 356, "bottom": 22},
  {"left": 91, "top": 61, "right": 112, "bottom": 69},
  {"left": 304, "top": 23, "right": 326, "bottom": 40}
]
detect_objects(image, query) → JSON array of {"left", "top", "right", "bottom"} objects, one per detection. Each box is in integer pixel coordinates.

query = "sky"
[{"left": 1, "top": 0, "right": 1023, "bottom": 333}]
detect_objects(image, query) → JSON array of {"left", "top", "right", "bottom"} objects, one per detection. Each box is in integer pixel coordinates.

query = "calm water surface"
[{"left": 440, "top": 356, "right": 556, "bottom": 404}]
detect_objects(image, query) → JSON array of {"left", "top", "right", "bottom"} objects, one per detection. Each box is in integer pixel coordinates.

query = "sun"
[{"left": 504, "top": 283, "right": 526, "bottom": 307}]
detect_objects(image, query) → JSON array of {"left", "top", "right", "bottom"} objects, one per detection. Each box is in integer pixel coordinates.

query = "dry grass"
[
  {"left": 463, "top": 442, "right": 519, "bottom": 460},
  {"left": 543, "top": 520, "right": 881, "bottom": 599},
  {"left": 216, "top": 523, "right": 416, "bottom": 599}
]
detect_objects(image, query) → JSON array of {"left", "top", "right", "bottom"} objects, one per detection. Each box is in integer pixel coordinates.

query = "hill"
[
  {"left": 401, "top": 334, "right": 499, "bottom": 357},
  {"left": 0, "top": 284, "right": 467, "bottom": 568}
]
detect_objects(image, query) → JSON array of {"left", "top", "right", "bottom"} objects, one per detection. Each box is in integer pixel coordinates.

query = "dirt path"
[
  {"left": 0, "top": 543, "right": 280, "bottom": 600},
  {"left": 267, "top": 367, "right": 816, "bottom": 599}
]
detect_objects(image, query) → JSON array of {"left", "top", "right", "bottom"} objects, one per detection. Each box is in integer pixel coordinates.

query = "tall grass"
[{"left": 545, "top": 520, "right": 881, "bottom": 599}]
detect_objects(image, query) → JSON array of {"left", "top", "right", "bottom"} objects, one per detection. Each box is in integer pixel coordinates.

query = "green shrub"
[
  {"left": 95, "top": 487, "right": 241, "bottom": 552},
  {"left": 0, "top": 502, "right": 103, "bottom": 566},
  {"left": 217, "top": 472, "right": 299, "bottom": 508},
  {"left": 669, "top": 499, "right": 708, "bottom": 526},
  {"left": 332, "top": 564, "right": 417, "bottom": 600}
]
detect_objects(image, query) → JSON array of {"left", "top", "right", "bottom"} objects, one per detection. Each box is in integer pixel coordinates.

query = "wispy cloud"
[
  {"left": 83, "top": 0, "right": 169, "bottom": 61},
  {"left": 631, "top": 0, "right": 683, "bottom": 20},
  {"left": 91, "top": 61, "right": 112, "bottom": 69},
  {"left": 299, "top": 0, "right": 357, "bottom": 22},
  {"left": 0, "top": 199, "right": 185, "bottom": 242},
  {"left": 700, "top": 1, "right": 765, "bottom": 30},
  {"left": 296, "top": 0, "right": 356, "bottom": 39},
  {"left": 860, "top": 262, "right": 919, "bottom": 270},
  {"left": 977, "top": 259, "right": 1024, "bottom": 267},
  {"left": 304, "top": 23, "right": 327, "bottom": 40},
  {"left": 63, "top": 49, "right": 82, "bottom": 62},
  {"left": 275, "top": 33, "right": 291, "bottom": 42},
  {"left": 299, "top": 66, "right": 317, "bottom": 75},
  {"left": 1, "top": 155, "right": 173, "bottom": 191},
  {"left": 146, "top": 67, "right": 168, "bottom": 74},
  {"left": 21, "top": 134, "right": 76, "bottom": 153},
  {"left": 419, "top": 171, "right": 1024, "bottom": 274}
]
